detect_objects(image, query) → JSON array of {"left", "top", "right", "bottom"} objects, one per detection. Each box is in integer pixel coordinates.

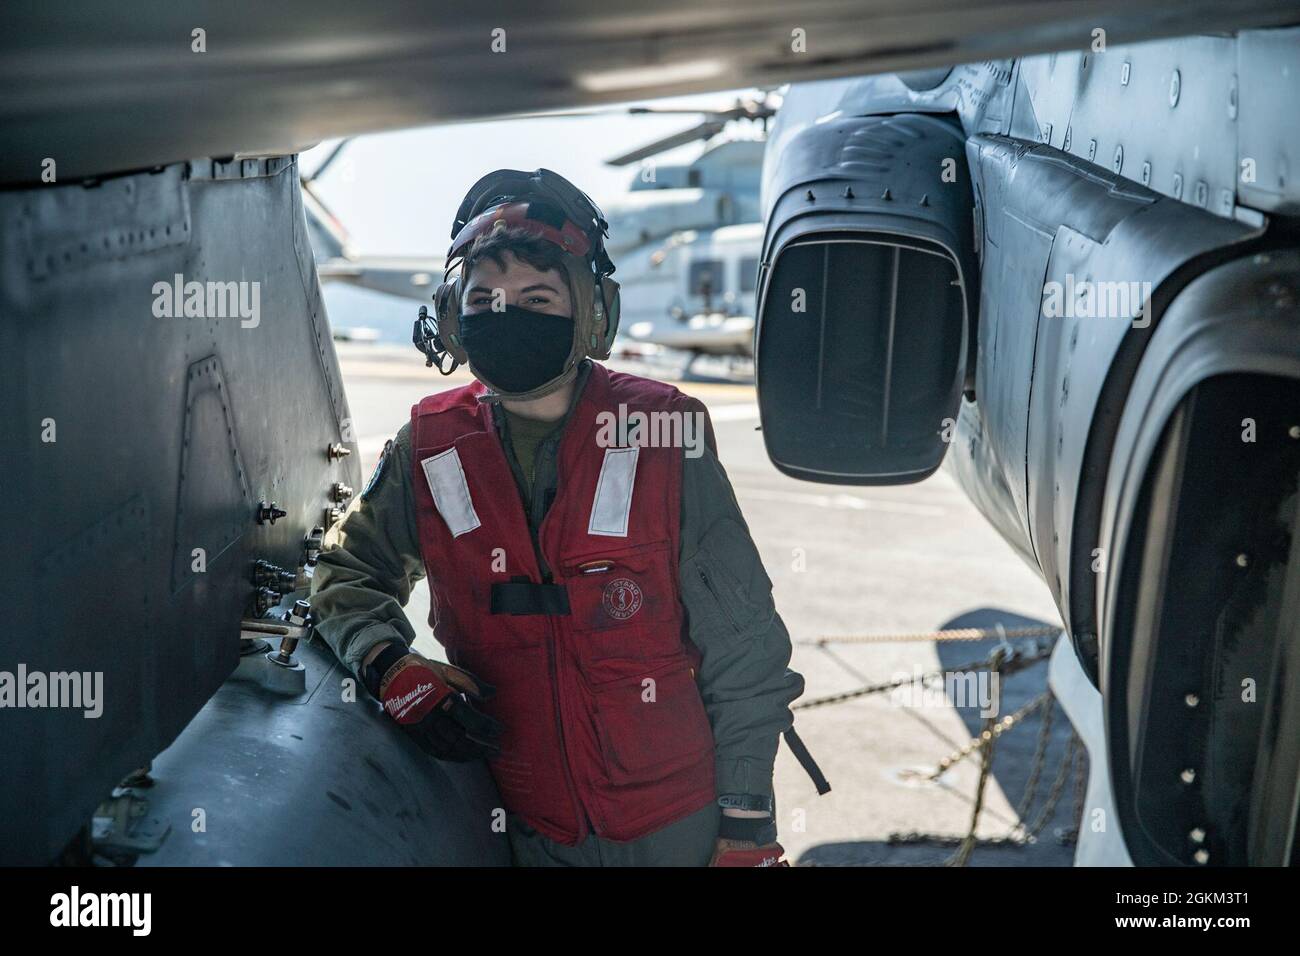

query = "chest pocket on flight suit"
[{"left": 681, "top": 516, "right": 775, "bottom": 642}]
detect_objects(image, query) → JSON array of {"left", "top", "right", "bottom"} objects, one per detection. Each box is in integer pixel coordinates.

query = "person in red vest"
[{"left": 311, "top": 169, "right": 822, "bottom": 866}]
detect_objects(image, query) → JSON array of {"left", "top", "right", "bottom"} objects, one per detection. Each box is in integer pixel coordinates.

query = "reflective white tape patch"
[
  {"left": 420, "top": 447, "right": 481, "bottom": 538},
  {"left": 588, "top": 446, "right": 640, "bottom": 537}
]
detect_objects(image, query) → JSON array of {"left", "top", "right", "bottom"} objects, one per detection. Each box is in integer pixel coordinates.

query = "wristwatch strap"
[{"left": 718, "top": 793, "right": 774, "bottom": 814}]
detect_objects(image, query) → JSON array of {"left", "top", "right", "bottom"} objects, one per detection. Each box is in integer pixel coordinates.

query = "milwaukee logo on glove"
[
  {"left": 385, "top": 680, "right": 439, "bottom": 722},
  {"left": 379, "top": 656, "right": 454, "bottom": 724}
]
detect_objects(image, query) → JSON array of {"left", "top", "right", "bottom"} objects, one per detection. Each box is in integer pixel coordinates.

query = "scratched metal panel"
[
  {"left": 1016, "top": 36, "right": 1241, "bottom": 218},
  {"left": 0, "top": 157, "right": 361, "bottom": 863}
]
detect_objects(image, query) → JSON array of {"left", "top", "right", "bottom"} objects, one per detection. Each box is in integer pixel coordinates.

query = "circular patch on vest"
[{"left": 601, "top": 577, "right": 643, "bottom": 621}]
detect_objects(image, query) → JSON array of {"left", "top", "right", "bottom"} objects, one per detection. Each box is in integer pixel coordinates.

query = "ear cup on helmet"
[
  {"left": 433, "top": 278, "right": 468, "bottom": 364},
  {"left": 593, "top": 276, "right": 621, "bottom": 360}
]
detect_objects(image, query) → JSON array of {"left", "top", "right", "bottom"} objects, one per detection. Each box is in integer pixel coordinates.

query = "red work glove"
[
  {"left": 709, "top": 838, "right": 790, "bottom": 867},
  {"left": 366, "top": 644, "right": 502, "bottom": 762}
]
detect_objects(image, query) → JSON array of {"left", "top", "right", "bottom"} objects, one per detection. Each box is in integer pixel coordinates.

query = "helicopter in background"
[
  {"left": 597, "top": 98, "right": 771, "bottom": 375},
  {"left": 617, "top": 219, "right": 763, "bottom": 368},
  {"left": 301, "top": 103, "right": 767, "bottom": 370}
]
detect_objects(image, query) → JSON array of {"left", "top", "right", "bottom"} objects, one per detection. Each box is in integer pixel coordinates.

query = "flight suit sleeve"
[
  {"left": 310, "top": 421, "right": 426, "bottom": 677},
  {"left": 678, "top": 439, "right": 805, "bottom": 802}
]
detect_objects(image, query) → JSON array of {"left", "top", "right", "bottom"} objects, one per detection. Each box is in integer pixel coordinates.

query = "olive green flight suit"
[{"left": 311, "top": 360, "right": 803, "bottom": 865}]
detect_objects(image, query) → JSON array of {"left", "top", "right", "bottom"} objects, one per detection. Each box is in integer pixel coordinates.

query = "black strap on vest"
[{"left": 490, "top": 576, "right": 572, "bottom": 616}]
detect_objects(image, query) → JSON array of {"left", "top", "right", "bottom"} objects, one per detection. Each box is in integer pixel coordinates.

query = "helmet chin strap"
[{"left": 473, "top": 357, "right": 581, "bottom": 405}]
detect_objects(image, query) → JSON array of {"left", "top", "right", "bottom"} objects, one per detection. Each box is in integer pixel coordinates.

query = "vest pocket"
[
  {"left": 561, "top": 542, "right": 679, "bottom": 663},
  {"left": 585, "top": 658, "right": 714, "bottom": 785}
]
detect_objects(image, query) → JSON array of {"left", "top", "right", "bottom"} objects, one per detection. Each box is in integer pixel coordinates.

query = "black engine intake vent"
[{"left": 755, "top": 112, "right": 976, "bottom": 484}]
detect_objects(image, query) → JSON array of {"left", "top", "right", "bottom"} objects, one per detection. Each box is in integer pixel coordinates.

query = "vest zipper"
[
  {"left": 533, "top": 439, "right": 598, "bottom": 841},
  {"left": 544, "top": 612, "right": 597, "bottom": 840}
]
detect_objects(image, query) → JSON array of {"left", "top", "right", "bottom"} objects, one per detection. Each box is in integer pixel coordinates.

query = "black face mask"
[{"left": 457, "top": 306, "right": 575, "bottom": 394}]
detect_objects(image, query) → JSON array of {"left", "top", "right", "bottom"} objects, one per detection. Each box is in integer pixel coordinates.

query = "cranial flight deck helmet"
[{"left": 413, "top": 168, "right": 621, "bottom": 401}]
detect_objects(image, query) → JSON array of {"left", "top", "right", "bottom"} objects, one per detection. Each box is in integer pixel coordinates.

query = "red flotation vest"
[{"left": 410, "top": 363, "right": 717, "bottom": 845}]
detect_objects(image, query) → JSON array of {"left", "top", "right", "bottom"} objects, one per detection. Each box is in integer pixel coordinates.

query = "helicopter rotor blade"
[
  {"left": 604, "top": 118, "right": 728, "bottom": 166},
  {"left": 507, "top": 92, "right": 778, "bottom": 124}
]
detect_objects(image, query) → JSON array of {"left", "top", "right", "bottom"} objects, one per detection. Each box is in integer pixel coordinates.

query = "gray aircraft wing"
[
  {"left": 315, "top": 255, "right": 443, "bottom": 302},
  {"left": 5, "top": 1, "right": 1300, "bottom": 184}
]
